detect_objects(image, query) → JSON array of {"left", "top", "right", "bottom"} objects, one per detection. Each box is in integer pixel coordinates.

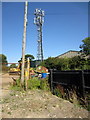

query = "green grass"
[
  {"left": 7, "top": 112, "right": 11, "bottom": 115},
  {"left": 53, "top": 88, "right": 62, "bottom": 98},
  {"left": 10, "top": 79, "right": 23, "bottom": 91},
  {"left": 40, "top": 78, "right": 50, "bottom": 91},
  {"left": 10, "top": 77, "right": 50, "bottom": 91},
  {"left": 27, "top": 77, "right": 50, "bottom": 91},
  {"left": 27, "top": 77, "right": 41, "bottom": 90}
]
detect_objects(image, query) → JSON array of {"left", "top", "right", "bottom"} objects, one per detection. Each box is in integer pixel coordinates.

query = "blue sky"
[{"left": 2, "top": 2, "right": 88, "bottom": 63}]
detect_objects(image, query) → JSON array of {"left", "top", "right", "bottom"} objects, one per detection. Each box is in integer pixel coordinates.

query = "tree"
[
  {"left": 40, "top": 57, "right": 69, "bottom": 70},
  {"left": 40, "top": 56, "right": 90, "bottom": 70},
  {"left": 10, "top": 64, "right": 17, "bottom": 68},
  {"left": 80, "top": 37, "right": 90, "bottom": 56},
  {"left": 0, "top": 54, "right": 8, "bottom": 72},
  {"left": 18, "top": 54, "right": 35, "bottom": 63},
  {"left": 25, "top": 54, "right": 35, "bottom": 60},
  {"left": 68, "top": 56, "right": 81, "bottom": 70},
  {"left": 18, "top": 54, "right": 35, "bottom": 68},
  {"left": 41, "top": 57, "right": 56, "bottom": 69},
  {"left": 0, "top": 54, "right": 8, "bottom": 65}
]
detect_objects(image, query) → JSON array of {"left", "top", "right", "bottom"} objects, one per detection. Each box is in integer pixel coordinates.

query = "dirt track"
[
  {"left": 1, "top": 73, "right": 19, "bottom": 97},
  {"left": 0, "top": 73, "right": 89, "bottom": 118}
]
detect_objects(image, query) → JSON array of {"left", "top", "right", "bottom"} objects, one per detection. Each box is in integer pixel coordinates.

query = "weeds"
[
  {"left": 27, "top": 77, "right": 40, "bottom": 89},
  {"left": 7, "top": 112, "right": 11, "bottom": 115},
  {"left": 27, "top": 77, "right": 50, "bottom": 91},
  {"left": 54, "top": 88, "right": 62, "bottom": 98},
  {"left": 10, "top": 79, "right": 23, "bottom": 91},
  {"left": 11, "top": 77, "right": 50, "bottom": 91},
  {"left": 2, "top": 109, "right": 4, "bottom": 112},
  {"left": 54, "top": 86, "right": 90, "bottom": 111},
  {"left": 40, "top": 78, "right": 50, "bottom": 91},
  {"left": 2, "top": 98, "right": 9, "bottom": 104}
]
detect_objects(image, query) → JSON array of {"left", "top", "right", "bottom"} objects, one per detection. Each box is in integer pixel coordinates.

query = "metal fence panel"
[{"left": 49, "top": 69, "right": 90, "bottom": 96}]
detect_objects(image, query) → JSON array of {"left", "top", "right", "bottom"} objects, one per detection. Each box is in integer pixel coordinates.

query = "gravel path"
[
  {"left": 1, "top": 73, "right": 19, "bottom": 98},
  {"left": 1, "top": 90, "right": 89, "bottom": 118},
  {"left": 0, "top": 73, "right": 89, "bottom": 118}
]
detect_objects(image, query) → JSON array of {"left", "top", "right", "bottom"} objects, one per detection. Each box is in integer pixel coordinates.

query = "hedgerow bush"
[
  {"left": 40, "top": 78, "right": 50, "bottom": 91},
  {"left": 27, "top": 77, "right": 40, "bottom": 90},
  {"left": 27, "top": 77, "right": 50, "bottom": 91},
  {"left": 40, "top": 56, "right": 90, "bottom": 70}
]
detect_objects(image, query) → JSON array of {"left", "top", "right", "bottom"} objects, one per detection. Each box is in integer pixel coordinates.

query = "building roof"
[{"left": 56, "top": 50, "right": 80, "bottom": 58}]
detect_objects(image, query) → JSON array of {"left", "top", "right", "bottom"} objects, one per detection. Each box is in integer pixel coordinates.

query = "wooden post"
[
  {"left": 21, "top": 1, "right": 28, "bottom": 87},
  {"left": 50, "top": 69, "right": 53, "bottom": 93},
  {"left": 25, "top": 58, "right": 30, "bottom": 90},
  {"left": 27, "top": 58, "right": 30, "bottom": 80},
  {"left": 25, "top": 69, "right": 28, "bottom": 90},
  {"left": 81, "top": 70, "right": 85, "bottom": 98}
]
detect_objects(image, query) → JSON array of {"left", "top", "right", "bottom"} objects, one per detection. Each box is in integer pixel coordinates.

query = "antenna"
[{"left": 34, "top": 8, "right": 45, "bottom": 66}]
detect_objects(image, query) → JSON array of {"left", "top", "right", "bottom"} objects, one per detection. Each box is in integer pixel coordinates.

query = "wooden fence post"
[
  {"left": 27, "top": 58, "right": 30, "bottom": 80},
  {"left": 25, "top": 58, "right": 30, "bottom": 90},
  {"left": 50, "top": 69, "right": 53, "bottom": 93},
  {"left": 25, "top": 69, "right": 28, "bottom": 90},
  {"left": 81, "top": 70, "right": 85, "bottom": 98}
]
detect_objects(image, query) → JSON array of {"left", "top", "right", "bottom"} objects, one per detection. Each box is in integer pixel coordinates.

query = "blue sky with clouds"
[{"left": 2, "top": 2, "right": 88, "bottom": 63}]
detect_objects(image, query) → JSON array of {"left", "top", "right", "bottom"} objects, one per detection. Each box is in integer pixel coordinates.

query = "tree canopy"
[
  {"left": 24, "top": 54, "right": 35, "bottom": 60},
  {"left": 18, "top": 54, "right": 35, "bottom": 63},
  {"left": 0, "top": 54, "right": 8, "bottom": 65},
  {"left": 80, "top": 37, "right": 90, "bottom": 56},
  {"left": 0, "top": 54, "right": 8, "bottom": 72},
  {"left": 40, "top": 56, "right": 90, "bottom": 70},
  {"left": 9, "top": 64, "right": 17, "bottom": 68}
]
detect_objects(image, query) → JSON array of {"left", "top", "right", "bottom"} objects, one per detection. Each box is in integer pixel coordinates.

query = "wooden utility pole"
[{"left": 21, "top": 1, "right": 28, "bottom": 86}]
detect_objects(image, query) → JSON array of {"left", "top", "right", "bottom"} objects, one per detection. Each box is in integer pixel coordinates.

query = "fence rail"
[{"left": 49, "top": 69, "right": 90, "bottom": 97}]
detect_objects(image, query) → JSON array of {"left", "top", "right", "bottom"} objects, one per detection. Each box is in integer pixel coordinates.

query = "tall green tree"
[
  {"left": 18, "top": 54, "right": 35, "bottom": 63},
  {"left": 0, "top": 54, "right": 8, "bottom": 65},
  {"left": 40, "top": 56, "right": 90, "bottom": 70},
  {"left": 40, "top": 57, "right": 69, "bottom": 70},
  {"left": 18, "top": 54, "right": 35, "bottom": 68},
  {"left": 80, "top": 37, "right": 90, "bottom": 56},
  {"left": 40, "top": 57, "right": 56, "bottom": 69},
  {"left": 68, "top": 56, "right": 82, "bottom": 70},
  {"left": 0, "top": 54, "right": 8, "bottom": 72},
  {"left": 25, "top": 54, "right": 35, "bottom": 60}
]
